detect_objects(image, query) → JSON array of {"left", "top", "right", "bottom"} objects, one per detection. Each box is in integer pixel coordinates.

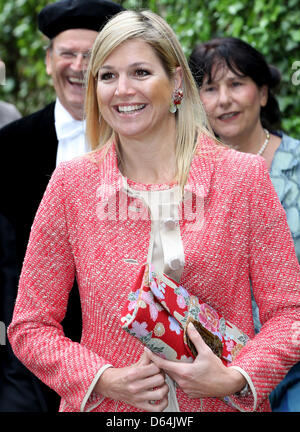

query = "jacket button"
[
  {"left": 163, "top": 218, "right": 177, "bottom": 230},
  {"left": 168, "top": 257, "right": 184, "bottom": 270}
]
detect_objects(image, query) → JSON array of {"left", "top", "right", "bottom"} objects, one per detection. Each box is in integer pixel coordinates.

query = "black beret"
[{"left": 38, "top": 0, "right": 125, "bottom": 39}]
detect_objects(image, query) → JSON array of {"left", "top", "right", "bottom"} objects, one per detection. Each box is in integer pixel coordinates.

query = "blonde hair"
[{"left": 85, "top": 10, "right": 214, "bottom": 188}]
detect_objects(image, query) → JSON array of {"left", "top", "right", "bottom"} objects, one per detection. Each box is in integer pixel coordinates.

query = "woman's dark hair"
[{"left": 188, "top": 37, "right": 281, "bottom": 131}]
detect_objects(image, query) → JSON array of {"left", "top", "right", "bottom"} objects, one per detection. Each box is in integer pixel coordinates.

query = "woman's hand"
[
  {"left": 146, "top": 323, "right": 246, "bottom": 399},
  {"left": 94, "top": 349, "right": 169, "bottom": 412}
]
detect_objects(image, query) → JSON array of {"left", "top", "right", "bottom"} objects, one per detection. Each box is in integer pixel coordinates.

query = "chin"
[
  {"left": 65, "top": 86, "right": 85, "bottom": 102},
  {"left": 67, "top": 96, "right": 85, "bottom": 109},
  {"left": 215, "top": 129, "right": 240, "bottom": 141}
]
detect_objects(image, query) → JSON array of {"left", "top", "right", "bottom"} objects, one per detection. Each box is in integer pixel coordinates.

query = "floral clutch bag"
[{"left": 120, "top": 264, "right": 249, "bottom": 365}]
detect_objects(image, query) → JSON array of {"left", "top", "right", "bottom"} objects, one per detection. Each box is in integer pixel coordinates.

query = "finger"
[
  {"left": 144, "top": 347, "right": 181, "bottom": 377},
  {"left": 137, "top": 350, "right": 152, "bottom": 366},
  {"left": 122, "top": 383, "right": 169, "bottom": 413},
  {"left": 138, "top": 382, "right": 169, "bottom": 406},
  {"left": 144, "top": 382, "right": 169, "bottom": 401},
  {"left": 136, "top": 350, "right": 161, "bottom": 375},
  {"left": 138, "top": 364, "right": 162, "bottom": 382},
  {"left": 142, "top": 371, "right": 166, "bottom": 391},
  {"left": 126, "top": 362, "right": 161, "bottom": 387},
  {"left": 186, "top": 322, "right": 208, "bottom": 355},
  {"left": 137, "top": 354, "right": 163, "bottom": 380},
  {"left": 143, "top": 347, "right": 167, "bottom": 378},
  {"left": 143, "top": 394, "right": 169, "bottom": 412}
]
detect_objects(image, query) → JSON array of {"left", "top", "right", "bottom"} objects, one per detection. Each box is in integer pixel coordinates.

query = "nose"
[
  {"left": 70, "top": 53, "right": 86, "bottom": 72},
  {"left": 218, "top": 85, "right": 231, "bottom": 106},
  {"left": 115, "top": 74, "right": 134, "bottom": 97}
]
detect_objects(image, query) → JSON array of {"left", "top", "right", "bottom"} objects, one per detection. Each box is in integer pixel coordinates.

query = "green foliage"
[
  {"left": 0, "top": 0, "right": 56, "bottom": 114},
  {"left": 125, "top": 0, "right": 300, "bottom": 136},
  {"left": 0, "top": 0, "right": 299, "bottom": 136}
]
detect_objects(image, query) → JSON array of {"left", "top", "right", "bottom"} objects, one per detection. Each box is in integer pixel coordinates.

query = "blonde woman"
[{"left": 8, "top": 11, "right": 300, "bottom": 413}]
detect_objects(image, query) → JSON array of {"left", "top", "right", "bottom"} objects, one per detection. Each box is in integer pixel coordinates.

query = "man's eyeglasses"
[{"left": 54, "top": 49, "right": 92, "bottom": 64}]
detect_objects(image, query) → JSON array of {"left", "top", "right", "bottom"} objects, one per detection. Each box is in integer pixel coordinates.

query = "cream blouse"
[{"left": 124, "top": 178, "right": 184, "bottom": 412}]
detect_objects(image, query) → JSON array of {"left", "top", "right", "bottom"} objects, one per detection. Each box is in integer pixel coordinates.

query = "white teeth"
[
  {"left": 118, "top": 104, "right": 145, "bottom": 113},
  {"left": 220, "top": 112, "right": 238, "bottom": 120},
  {"left": 69, "top": 77, "right": 84, "bottom": 85}
]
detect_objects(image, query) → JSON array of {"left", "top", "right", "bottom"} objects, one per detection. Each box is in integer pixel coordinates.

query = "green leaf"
[{"left": 291, "top": 29, "right": 300, "bottom": 42}]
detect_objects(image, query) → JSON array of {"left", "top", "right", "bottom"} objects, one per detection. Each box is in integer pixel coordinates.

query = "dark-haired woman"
[{"left": 189, "top": 37, "right": 300, "bottom": 412}]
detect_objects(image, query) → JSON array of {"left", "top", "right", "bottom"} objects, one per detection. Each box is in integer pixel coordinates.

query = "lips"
[
  {"left": 68, "top": 76, "right": 85, "bottom": 86},
  {"left": 116, "top": 104, "right": 146, "bottom": 113},
  {"left": 218, "top": 111, "right": 240, "bottom": 120}
]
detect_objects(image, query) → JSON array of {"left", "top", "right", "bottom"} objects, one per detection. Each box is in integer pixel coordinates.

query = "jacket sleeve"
[
  {"left": 7, "top": 162, "right": 110, "bottom": 412},
  {"left": 229, "top": 156, "right": 300, "bottom": 411}
]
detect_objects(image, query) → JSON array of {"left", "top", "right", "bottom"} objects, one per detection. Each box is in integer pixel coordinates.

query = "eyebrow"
[
  {"left": 99, "top": 61, "right": 152, "bottom": 70},
  {"left": 226, "top": 75, "right": 246, "bottom": 81},
  {"left": 55, "top": 45, "right": 75, "bottom": 50},
  {"left": 55, "top": 45, "right": 91, "bottom": 52},
  {"left": 204, "top": 75, "right": 246, "bottom": 84}
]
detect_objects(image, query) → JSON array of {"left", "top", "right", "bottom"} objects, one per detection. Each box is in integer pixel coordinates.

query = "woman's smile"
[
  {"left": 217, "top": 111, "right": 240, "bottom": 121},
  {"left": 114, "top": 103, "right": 147, "bottom": 114},
  {"left": 96, "top": 39, "right": 180, "bottom": 141}
]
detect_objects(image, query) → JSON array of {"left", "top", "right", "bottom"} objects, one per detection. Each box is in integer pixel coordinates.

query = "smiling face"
[
  {"left": 199, "top": 65, "right": 268, "bottom": 144},
  {"left": 46, "top": 28, "right": 98, "bottom": 120},
  {"left": 96, "top": 38, "right": 182, "bottom": 143}
]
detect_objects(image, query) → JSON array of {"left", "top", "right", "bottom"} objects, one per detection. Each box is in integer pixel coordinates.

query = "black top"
[{"left": 0, "top": 102, "right": 82, "bottom": 412}]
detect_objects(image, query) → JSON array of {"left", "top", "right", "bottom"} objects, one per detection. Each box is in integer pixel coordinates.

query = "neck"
[
  {"left": 221, "top": 123, "right": 267, "bottom": 155},
  {"left": 117, "top": 125, "right": 177, "bottom": 184},
  {"left": 59, "top": 99, "right": 84, "bottom": 121},
  {"left": 69, "top": 107, "right": 84, "bottom": 121}
]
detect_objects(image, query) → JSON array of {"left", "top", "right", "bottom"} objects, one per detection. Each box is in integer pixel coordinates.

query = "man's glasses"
[{"left": 54, "top": 49, "right": 92, "bottom": 65}]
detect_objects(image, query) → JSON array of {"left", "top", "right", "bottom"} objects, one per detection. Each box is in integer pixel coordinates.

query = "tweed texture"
[{"left": 8, "top": 135, "right": 300, "bottom": 412}]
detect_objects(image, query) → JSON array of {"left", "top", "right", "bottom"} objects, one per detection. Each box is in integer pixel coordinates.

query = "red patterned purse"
[{"left": 120, "top": 264, "right": 249, "bottom": 365}]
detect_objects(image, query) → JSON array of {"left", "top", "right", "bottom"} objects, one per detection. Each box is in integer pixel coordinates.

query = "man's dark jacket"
[{"left": 0, "top": 102, "right": 82, "bottom": 412}]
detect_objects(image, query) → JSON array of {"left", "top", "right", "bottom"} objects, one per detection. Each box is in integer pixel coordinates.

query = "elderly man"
[{"left": 0, "top": 0, "right": 124, "bottom": 412}]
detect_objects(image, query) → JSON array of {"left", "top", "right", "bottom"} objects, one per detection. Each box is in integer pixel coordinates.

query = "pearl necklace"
[{"left": 257, "top": 129, "right": 270, "bottom": 156}]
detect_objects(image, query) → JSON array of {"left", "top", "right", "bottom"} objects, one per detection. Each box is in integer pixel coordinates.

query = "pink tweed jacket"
[{"left": 8, "top": 136, "right": 300, "bottom": 412}]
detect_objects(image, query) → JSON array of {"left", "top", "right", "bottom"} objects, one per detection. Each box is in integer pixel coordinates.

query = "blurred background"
[{"left": 0, "top": 0, "right": 299, "bottom": 135}]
